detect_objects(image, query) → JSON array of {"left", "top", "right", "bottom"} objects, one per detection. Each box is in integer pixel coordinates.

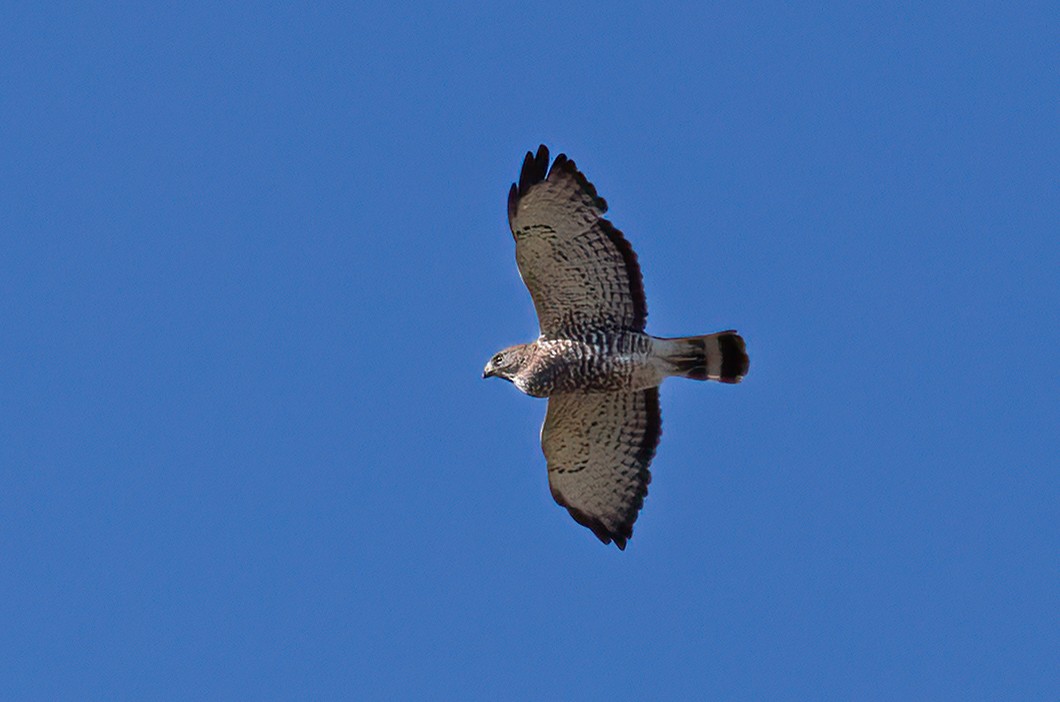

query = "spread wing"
[
  {"left": 508, "top": 145, "right": 648, "bottom": 336},
  {"left": 541, "top": 388, "right": 662, "bottom": 549}
]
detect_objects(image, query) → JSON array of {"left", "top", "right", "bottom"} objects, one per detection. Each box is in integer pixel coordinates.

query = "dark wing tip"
[
  {"left": 507, "top": 183, "right": 519, "bottom": 228},
  {"left": 518, "top": 144, "right": 550, "bottom": 194},
  {"left": 508, "top": 145, "right": 611, "bottom": 224},
  {"left": 509, "top": 144, "right": 550, "bottom": 223}
]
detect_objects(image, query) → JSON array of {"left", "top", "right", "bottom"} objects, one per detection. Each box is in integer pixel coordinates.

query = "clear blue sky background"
[{"left": 1, "top": 3, "right": 1056, "bottom": 700}]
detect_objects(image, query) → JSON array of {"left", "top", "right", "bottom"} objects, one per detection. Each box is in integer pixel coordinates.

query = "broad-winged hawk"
[{"left": 484, "top": 145, "right": 749, "bottom": 549}]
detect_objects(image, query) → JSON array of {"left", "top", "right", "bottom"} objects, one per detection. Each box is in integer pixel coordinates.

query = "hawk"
[{"left": 484, "top": 145, "right": 749, "bottom": 549}]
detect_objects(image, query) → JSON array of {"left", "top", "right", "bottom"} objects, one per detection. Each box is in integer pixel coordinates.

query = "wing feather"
[
  {"left": 508, "top": 145, "right": 647, "bottom": 335},
  {"left": 541, "top": 388, "right": 661, "bottom": 549}
]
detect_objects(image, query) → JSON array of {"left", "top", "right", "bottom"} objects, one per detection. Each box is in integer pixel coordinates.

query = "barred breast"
[{"left": 515, "top": 331, "right": 662, "bottom": 397}]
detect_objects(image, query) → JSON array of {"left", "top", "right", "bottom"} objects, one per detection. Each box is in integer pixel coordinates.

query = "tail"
[{"left": 656, "top": 331, "right": 749, "bottom": 384}]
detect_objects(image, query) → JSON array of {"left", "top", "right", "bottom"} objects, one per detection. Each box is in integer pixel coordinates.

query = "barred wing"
[
  {"left": 541, "top": 388, "right": 661, "bottom": 549},
  {"left": 508, "top": 145, "right": 647, "bottom": 336}
]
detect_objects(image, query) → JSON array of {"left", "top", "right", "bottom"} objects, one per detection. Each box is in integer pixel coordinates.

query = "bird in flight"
[{"left": 484, "top": 145, "right": 749, "bottom": 549}]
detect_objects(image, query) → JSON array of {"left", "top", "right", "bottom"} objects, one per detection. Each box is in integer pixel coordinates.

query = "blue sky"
[{"left": 1, "top": 3, "right": 1056, "bottom": 699}]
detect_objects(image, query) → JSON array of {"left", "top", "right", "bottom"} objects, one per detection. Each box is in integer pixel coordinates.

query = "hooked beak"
[{"left": 482, "top": 364, "right": 495, "bottom": 379}]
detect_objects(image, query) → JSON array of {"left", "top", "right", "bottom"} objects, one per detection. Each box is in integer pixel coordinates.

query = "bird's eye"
[{"left": 493, "top": 354, "right": 504, "bottom": 366}]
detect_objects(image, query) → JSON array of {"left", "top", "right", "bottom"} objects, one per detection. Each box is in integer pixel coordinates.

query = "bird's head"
[{"left": 483, "top": 344, "right": 529, "bottom": 382}]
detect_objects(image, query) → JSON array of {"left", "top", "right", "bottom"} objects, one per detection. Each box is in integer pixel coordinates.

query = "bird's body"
[
  {"left": 505, "top": 331, "right": 657, "bottom": 397},
  {"left": 484, "top": 145, "right": 749, "bottom": 549}
]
